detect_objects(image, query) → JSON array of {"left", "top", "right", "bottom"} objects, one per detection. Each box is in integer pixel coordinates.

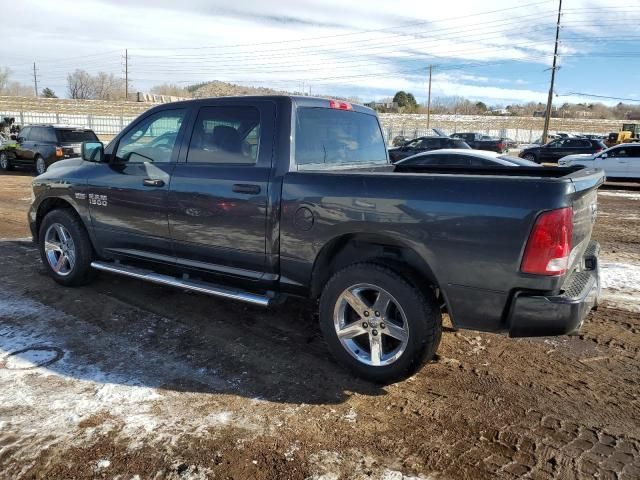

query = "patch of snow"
[
  {"left": 600, "top": 263, "right": 640, "bottom": 292},
  {"left": 95, "top": 459, "right": 111, "bottom": 470},
  {"left": 598, "top": 191, "right": 640, "bottom": 201},
  {"left": 0, "top": 293, "right": 264, "bottom": 471},
  {"left": 599, "top": 262, "right": 640, "bottom": 311},
  {"left": 381, "top": 470, "right": 433, "bottom": 480},
  {"left": 343, "top": 407, "right": 357, "bottom": 423}
]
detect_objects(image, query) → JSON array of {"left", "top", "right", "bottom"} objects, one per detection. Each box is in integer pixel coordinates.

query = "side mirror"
[
  {"left": 17, "top": 136, "right": 24, "bottom": 143},
  {"left": 81, "top": 141, "right": 104, "bottom": 162}
]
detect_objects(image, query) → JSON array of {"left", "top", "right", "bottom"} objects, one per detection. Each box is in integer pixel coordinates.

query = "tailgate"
[{"left": 567, "top": 168, "right": 604, "bottom": 272}]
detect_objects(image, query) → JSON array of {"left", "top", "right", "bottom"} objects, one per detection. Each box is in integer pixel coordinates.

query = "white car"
[{"left": 558, "top": 144, "right": 640, "bottom": 179}]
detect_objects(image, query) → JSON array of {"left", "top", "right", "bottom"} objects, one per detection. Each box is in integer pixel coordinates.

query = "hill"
[{"left": 188, "top": 80, "right": 287, "bottom": 98}]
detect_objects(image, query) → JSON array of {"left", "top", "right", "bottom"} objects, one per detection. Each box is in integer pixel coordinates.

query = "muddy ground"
[{"left": 0, "top": 169, "right": 639, "bottom": 479}]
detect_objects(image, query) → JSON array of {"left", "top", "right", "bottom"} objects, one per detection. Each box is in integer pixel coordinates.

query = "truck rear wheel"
[
  {"left": 39, "top": 209, "right": 95, "bottom": 287},
  {"left": 319, "top": 263, "right": 441, "bottom": 383}
]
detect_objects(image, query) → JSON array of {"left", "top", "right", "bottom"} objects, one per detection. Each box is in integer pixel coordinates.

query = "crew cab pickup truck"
[
  {"left": 450, "top": 132, "right": 507, "bottom": 153},
  {"left": 29, "top": 96, "right": 604, "bottom": 382}
]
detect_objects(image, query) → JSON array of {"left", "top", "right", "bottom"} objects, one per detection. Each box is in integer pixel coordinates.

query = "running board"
[{"left": 91, "top": 261, "right": 272, "bottom": 307}]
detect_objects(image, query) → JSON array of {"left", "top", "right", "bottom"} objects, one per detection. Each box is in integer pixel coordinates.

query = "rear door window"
[
  {"left": 295, "top": 107, "right": 387, "bottom": 168},
  {"left": 187, "top": 106, "right": 260, "bottom": 164}
]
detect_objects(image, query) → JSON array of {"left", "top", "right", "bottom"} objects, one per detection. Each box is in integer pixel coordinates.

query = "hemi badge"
[{"left": 75, "top": 193, "right": 87, "bottom": 200}]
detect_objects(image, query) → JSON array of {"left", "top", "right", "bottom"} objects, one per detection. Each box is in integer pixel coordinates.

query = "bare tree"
[
  {"left": 92, "top": 72, "right": 126, "bottom": 100},
  {"left": 0, "top": 67, "right": 10, "bottom": 92},
  {"left": 67, "top": 69, "right": 94, "bottom": 99},
  {"left": 0, "top": 67, "right": 35, "bottom": 97}
]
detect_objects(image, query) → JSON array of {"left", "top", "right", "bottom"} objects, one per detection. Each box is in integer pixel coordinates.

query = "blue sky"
[{"left": 2, "top": 0, "right": 639, "bottom": 105}]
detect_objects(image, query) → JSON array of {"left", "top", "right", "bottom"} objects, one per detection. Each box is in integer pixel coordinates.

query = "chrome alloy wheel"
[
  {"left": 0, "top": 152, "right": 8, "bottom": 169},
  {"left": 44, "top": 223, "right": 76, "bottom": 276},
  {"left": 36, "top": 157, "right": 46, "bottom": 175},
  {"left": 333, "top": 283, "right": 410, "bottom": 366}
]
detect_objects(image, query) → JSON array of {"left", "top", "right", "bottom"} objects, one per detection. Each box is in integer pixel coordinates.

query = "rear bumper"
[{"left": 508, "top": 241, "right": 600, "bottom": 337}]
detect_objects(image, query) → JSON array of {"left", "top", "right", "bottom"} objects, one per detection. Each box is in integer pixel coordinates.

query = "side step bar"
[{"left": 91, "top": 261, "right": 273, "bottom": 307}]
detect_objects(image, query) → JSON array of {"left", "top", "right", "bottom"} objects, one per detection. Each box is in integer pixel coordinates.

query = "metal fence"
[
  {"left": 1, "top": 107, "right": 618, "bottom": 145},
  {"left": 1, "top": 110, "right": 139, "bottom": 137},
  {"left": 381, "top": 126, "right": 544, "bottom": 144}
]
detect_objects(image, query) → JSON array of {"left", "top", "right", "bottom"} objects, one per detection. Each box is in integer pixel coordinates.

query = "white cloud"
[{"left": 0, "top": 0, "right": 634, "bottom": 103}]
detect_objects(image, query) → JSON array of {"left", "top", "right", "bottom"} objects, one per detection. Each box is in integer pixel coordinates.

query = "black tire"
[
  {"left": 35, "top": 155, "right": 47, "bottom": 175},
  {"left": 38, "top": 209, "right": 95, "bottom": 286},
  {"left": 0, "top": 151, "right": 13, "bottom": 171},
  {"left": 319, "top": 263, "right": 441, "bottom": 383}
]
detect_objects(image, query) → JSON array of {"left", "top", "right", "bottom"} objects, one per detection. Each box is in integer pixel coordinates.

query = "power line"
[
  {"left": 559, "top": 92, "right": 640, "bottom": 102},
  {"left": 129, "top": 0, "right": 556, "bottom": 52}
]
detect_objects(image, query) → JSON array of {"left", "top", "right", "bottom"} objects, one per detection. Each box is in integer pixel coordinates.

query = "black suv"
[
  {"left": 1, "top": 125, "right": 99, "bottom": 175},
  {"left": 388, "top": 136, "right": 470, "bottom": 163},
  {"left": 519, "top": 137, "right": 606, "bottom": 164}
]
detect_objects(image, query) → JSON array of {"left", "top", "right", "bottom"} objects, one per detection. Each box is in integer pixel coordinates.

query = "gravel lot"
[{"left": 0, "top": 169, "right": 639, "bottom": 479}]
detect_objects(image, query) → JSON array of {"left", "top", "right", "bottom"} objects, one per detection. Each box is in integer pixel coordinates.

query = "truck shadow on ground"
[{"left": 0, "top": 241, "right": 386, "bottom": 406}]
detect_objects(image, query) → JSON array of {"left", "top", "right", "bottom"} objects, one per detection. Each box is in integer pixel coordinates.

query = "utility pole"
[
  {"left": 33, "top": 62, "right": 39, "bottom": 97},
  {"left": 542, "top": 0, "right": 562, "bottom": 144},
  {"left": 426, "top": 64, "right": 432, "bottom": 131},
  {"left": 124, "top": 49, "right": 129, "bottom": 101}
]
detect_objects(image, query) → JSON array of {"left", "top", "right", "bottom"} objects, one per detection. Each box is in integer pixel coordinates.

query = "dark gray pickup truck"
[{"left": 29, "top": 96, "right": 604, "bottom": 382}]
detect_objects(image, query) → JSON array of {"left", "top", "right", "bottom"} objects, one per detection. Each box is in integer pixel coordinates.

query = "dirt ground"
[{"left": 1, "top": 169, "right": 639, "bottom": 479}]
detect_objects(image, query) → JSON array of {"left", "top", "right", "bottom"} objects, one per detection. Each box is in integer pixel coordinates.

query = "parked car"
[
  {"left": 29, "top": 96, "right": 603, "bottom": 382},
  {"left": 1, "top": 124, "right": 99, "bottom": 175},
  {"left": 558, "top": 143, "right": 640, "bottom": 179},
  {"left": 396, "top": 149, "right": 541, "bottom": 167},
  {"left": 519, "top": 137, "right": 606, "bottom": 164},
  {"left": 450, "top": 132, "right": 507, "bottom": 153},
  {"left": 388, "top": 136, "right": 470, "bottom": 163}
]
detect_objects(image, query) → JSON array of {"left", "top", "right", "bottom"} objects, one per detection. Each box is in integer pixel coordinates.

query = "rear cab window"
[{"left": 294, "top": 106, "right": 387, "bottom": 170}]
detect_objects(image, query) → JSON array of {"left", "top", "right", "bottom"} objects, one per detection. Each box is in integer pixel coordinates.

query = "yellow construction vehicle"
[{"left": 604, "top": 123, "right": 640, "bottom": 147}]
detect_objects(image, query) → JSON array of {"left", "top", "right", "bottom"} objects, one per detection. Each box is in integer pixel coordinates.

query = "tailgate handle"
[
  {"left": 142, "top": 178, "right": 165, "bottom": 187},
  {"left": 232, "top": 184, "right": 261, "bottom": 194}
]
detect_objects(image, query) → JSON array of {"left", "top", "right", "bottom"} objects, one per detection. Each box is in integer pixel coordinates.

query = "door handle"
[
  {"left": 232, "top": 184, "right": 261, "bottom": 194},
  {"left": 142, "top": 178, "right": 165, "bottom": 187}
]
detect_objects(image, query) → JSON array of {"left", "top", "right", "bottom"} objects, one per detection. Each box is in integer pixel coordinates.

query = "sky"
[{"left": 2, "top": 0, "right": 639, "bottom": 105}]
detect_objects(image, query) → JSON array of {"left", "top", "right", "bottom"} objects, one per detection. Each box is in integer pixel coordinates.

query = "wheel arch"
[
  {"left": 310, "top": 232, "right": 446, "bottom": 309},
  {"left": 36, "top": 197, "right": 84, "bottom": 238}
]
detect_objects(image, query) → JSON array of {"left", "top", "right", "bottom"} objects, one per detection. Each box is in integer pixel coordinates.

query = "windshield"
[
  {"left": 56, "top": 129, "right": 98, "bottom": 143},
  {"left": 295, "top": 107, "right": 387, "bottom": 168}
]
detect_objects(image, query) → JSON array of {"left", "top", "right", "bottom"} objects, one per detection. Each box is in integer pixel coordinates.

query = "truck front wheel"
[
  {"left": 319, "top": 263, "right": 441, "bottom": 383},
  {"left": 39, "top": 209, "right": 95, "bottom": 287}
]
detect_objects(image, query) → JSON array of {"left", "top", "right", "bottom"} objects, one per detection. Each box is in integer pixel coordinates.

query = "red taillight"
[
  {"left": 329, "top": 99, "right": 353, "bottom": 110},
  {"left": 521, "top": 207, "right": 573, "bottom": 276},
  {"left": 595, "top": 147, "right": 603, "bottom": 152}
]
